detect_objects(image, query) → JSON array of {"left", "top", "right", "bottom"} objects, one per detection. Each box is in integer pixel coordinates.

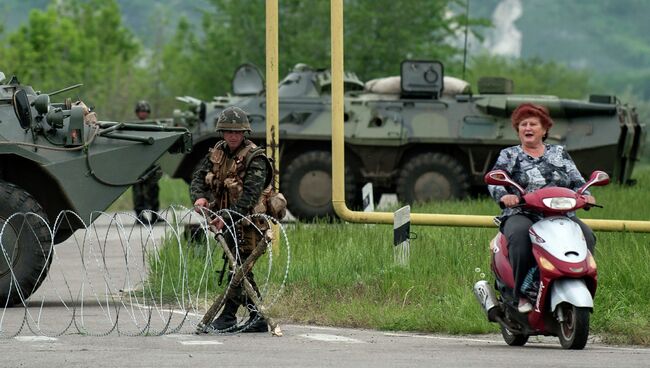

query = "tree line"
[{"left": 0, "top": 0, "right": 639, "bottom": 123}]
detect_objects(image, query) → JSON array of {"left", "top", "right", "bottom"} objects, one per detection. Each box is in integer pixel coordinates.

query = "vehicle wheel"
[
  {"left": 500, "top": 325, "right": 529, "bottom": 346},
  {"left": 282, "top": 151, "right": 359, "bottom": 221},
  {"left": 557, "top": 303, "right": 590, "bottom": 350},
  {"left": 396, "top": 152, "right": 469, "bottom": 204},
  {"left": 0, "top": 181, "right": 52, "bottom": 306}
]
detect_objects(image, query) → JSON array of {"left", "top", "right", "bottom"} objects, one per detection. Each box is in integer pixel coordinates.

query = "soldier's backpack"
[{"left": 246, "top": 147, "right": 287, "bottom": 221}]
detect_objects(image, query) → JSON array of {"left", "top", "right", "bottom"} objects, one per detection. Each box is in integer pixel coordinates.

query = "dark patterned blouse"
[{"left": 488, "top": 144, "right": 589, "bottom": 221}]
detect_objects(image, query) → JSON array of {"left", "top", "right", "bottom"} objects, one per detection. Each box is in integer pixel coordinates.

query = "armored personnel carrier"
[
  {"left": 0, "top": 72, "right": 191, "bottom": 305},
  {"left": 166, "top": 60, "right": 645, "bottom": 221}
]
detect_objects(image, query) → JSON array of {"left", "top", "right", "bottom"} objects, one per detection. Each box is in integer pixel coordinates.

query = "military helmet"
[
  {"left": 216, "top": 106, "right": 251, "bottom": 132},
  {"left": 135, "top": 100, "right": 151, "bottom": 113}
]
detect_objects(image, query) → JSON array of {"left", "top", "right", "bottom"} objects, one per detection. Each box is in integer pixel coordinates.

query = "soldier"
[
  {"left": 132, "top": 100, "right": 162, "bottom": 224},
  {"left": 191, "top": 106, "right": 271, "bottom": 333}
]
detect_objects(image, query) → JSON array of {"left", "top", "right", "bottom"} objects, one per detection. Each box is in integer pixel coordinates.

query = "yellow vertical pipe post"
[
  {"left": 266, "top": 0, "right": 280, "bottom": 251},
  {"left": 329, "top": 0, "right": 650, "bottom": 232},
  {"left": 331, "top": 0, "right": 346, "bottom": 214},
  {"left": 266, "top": 0, "right": 279, "bottom": 169}
]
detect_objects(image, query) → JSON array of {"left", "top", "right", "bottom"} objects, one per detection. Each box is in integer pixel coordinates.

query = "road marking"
[
  {"left": 383, "top": 332, "right": 497, "bottom": 344},
  {"left": 180, "top": 340, "right": 223, "bottom": 346},
  {"left": 299, "top": 325, "right": 341, "bottom": 331},
  {"left": 300, "top": 333, "right": 364, "bottom": 343},
  {"left": 165, "top": 334, "right": 190, "bottom": 339},
  {"left": 130, "top": 303, "right": 203, "bottom": 318},
  {"left": 15, "top": 336, "right": 58, "bottom": 342},
  {"left": 383, "top": 333, "right": 650, "bottom": 351},
  {"left": 589, "top": 345, "right": 650, "bottom": 352}
]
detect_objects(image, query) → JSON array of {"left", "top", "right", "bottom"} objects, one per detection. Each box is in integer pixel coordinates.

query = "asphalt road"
[
  {"left": 1, "top": 211, "right": 649, "bottom": 367},
  {"left": 2, "top": 324, "right": 650, "bottom": 368}
]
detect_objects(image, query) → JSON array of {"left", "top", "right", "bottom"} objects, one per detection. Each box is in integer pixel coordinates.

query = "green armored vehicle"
[
  {"left": 0, "top": 72, "right": 191, "bottom": 305},
  {"left": 167, "top": 60, "right": 645, "bottom": 220}
]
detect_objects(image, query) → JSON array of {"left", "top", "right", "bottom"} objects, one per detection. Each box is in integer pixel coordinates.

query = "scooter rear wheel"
[
  {"left": 500, "top": 325, "right": 528, "bottom": 346},
  {"left": 558, "top": 304, "right": 590, "bottom": 350}
]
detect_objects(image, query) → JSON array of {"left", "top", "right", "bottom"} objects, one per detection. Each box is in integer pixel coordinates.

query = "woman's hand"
[
  {"left": 583, "top": 195, "right": 596, "bottom": 205},
  {"left": 500, "top": 194, "right": 520, "bottom": 208}
]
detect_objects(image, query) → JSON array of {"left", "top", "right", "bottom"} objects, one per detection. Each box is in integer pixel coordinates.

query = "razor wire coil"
[{"left": 0, "top": 206, "right": 290, "bottom": 337}]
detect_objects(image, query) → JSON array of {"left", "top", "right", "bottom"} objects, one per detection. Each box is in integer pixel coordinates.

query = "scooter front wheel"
[
  {"left": 558, "top": 304, "right": 590, "bottom": 350},
  {"left": 500, "top": 325, "right": 528, "bottom": 346}
]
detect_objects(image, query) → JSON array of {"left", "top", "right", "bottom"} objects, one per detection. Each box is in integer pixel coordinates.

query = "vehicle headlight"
[{"left": 542, "top": 197, "right": 576, "bottom": 210}]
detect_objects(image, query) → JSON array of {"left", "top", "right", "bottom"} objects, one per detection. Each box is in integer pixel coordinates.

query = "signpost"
[
  {"left": 393, "top": 205, "right": 411, "bottom": 266},
  {"left": 362, "top": 182, "right": 374, "bottom": 212}
]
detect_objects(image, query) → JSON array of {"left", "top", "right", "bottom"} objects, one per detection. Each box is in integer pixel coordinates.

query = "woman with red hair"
[{"left": 487, "top": 103, "right": 597, "bottom": 314}]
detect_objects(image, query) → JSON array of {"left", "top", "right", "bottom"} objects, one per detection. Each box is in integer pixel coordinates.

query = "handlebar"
[
  {"left": 499, "top": 196, "right": 526, "bottom": 209},
  {"left": 583, "top": 202, "right": 604, "bottom": 211}
]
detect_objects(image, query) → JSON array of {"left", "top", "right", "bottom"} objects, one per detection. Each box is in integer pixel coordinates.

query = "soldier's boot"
[
  {"left": 135, "top": 211, "right": 148, "bottom": 225},
  {"left": 241, "top": 310, "right": 268, "bottom": 333},
  {"left": 149, "top": 212, "right": 162, "bottom": 225},
  {"left": 209, "top": 300, "right": 239, "bottom": 331},
  {"left": 239, "top": 276, "right": 268, "bottom": 333}
]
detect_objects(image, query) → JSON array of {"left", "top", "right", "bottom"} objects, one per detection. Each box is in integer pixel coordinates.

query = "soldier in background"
[
  {"left": 132, "top": 100, "right": 162, "bottom": 224},
  {"left": 191, "top": 106, "right": 271, "bottom": 333}
]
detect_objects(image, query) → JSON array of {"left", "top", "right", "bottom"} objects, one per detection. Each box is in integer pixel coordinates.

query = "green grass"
[
  {"left": 145, "top": 232, "right": 224, "bottom": 305},
  {"left": 145, "top": 166, "right": 650, "bottom": 345}
]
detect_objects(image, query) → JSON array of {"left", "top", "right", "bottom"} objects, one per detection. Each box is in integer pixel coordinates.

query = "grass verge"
[{"left": 145, "top": 166, "right": 650, "bottom": 345}]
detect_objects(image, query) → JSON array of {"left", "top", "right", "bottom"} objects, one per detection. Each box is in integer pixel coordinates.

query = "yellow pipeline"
[
  {"left": 266, "top": 1, "right": 279, "bottom": 181},
  {"left": 329, "top": 0, "right": 650, "bottom": 232},
  {"left": 266, "top": 1, "right": 280, "bottom": 251}
]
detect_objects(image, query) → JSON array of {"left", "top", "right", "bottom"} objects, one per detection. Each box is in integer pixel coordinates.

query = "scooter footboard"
[{"left": 550, "top": 279, "right": 593, "bottom": 312}]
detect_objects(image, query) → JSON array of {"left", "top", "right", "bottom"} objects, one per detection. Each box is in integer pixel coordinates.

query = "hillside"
[{"left": 470, "top": 0, "right": 650, "bottom": 97}]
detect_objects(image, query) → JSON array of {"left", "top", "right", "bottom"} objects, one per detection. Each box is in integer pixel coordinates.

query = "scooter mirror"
[
  {"left": 578, "top": 170, "right": 610, "bottom": 194},
  {"left": 484, "top": 170, "right": 510, "bottom": 185},
  {"left": 484, "top": 170, "right": 526, "bottom": 195},
  {"left": 591, "top": 171, "right": 610, "bottom": 185}
]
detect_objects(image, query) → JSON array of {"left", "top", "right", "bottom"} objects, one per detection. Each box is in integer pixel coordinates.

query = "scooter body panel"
[
  {"left": 529, "top": 216, "right": 588, "bottom": 263},
  {"left": 491, "top": 233, "right": 515, "bottom": 289},
  {"left": 550, "top": 279, "right": 594, "bottom": 312},
  {"left": 491, "top": 217, "right": 598, "bottom": 333}
]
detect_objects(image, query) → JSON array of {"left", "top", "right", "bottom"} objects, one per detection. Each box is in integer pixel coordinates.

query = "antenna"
[
  {"left": 462, "top": 0, "right": 470, "bottom": 80},
  {"left": 46, "top": 83, "right": 83, "bottom": 97}
]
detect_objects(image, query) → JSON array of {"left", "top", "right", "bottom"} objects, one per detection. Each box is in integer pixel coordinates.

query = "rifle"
[{"left": 217, "top": 251, "right": 227, "bottom": 286}]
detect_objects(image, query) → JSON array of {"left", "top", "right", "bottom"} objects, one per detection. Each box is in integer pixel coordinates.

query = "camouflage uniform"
[
  {"left": 132, "top": 100, "right": 162, "bottom": 223},
  {"left": 133, "top": 172, "right": 160, "bottom": 220},
  {"left": 190, "top": 106, "right": 270, "bottom": 332},
  {"left": 190, "top": 144, "right": 268, "bottom": 217}
]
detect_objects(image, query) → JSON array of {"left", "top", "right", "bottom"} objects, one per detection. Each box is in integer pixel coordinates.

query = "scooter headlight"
[
  {"left": 542, "top": 197, "right": 576, "bottom": 210},
  {"left": 538, "top": 256, "right": 557, "bottom": 272},
  {"left": 588, "top": 253, "right": 597, "bottom": 270}
]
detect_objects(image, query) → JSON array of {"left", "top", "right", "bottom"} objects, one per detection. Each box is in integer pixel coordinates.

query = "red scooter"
[{"left": 474, "top": 170, "right": 609, "bottom": 349}]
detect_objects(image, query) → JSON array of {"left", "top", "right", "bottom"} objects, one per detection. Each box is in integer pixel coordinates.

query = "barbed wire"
[{"left": 0, "top": 207, "right": 291, "bottom": 337}]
